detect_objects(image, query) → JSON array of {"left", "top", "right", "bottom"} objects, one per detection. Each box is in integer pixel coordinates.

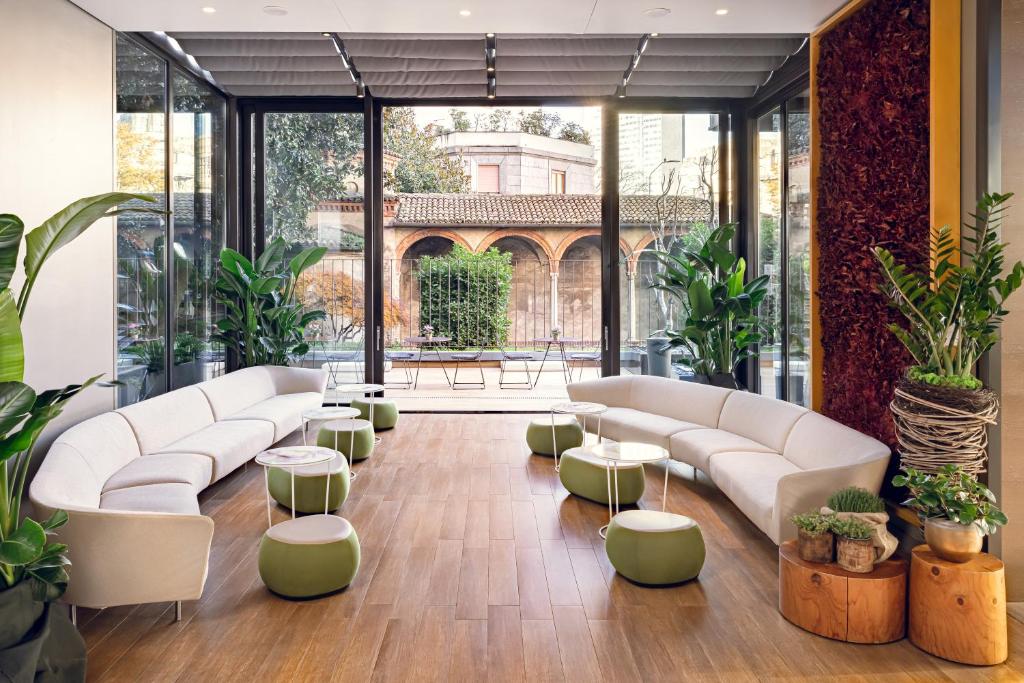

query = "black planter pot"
[
  {"left": 685, "top": 373, "right": 741, "bottom": 389},
  {"left": 0, "top": 582, "right": 86, "bottom": 682}
]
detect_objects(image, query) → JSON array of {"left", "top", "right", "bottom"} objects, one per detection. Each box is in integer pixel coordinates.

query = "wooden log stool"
[
  {"left": 909, "top": 545, "right": 1007, "bottom": 665},
  {"left": 778, "top": 540, "right": 906, "bottom": 644}
]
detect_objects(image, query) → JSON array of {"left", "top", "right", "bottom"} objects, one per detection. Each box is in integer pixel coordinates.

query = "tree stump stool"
[
  {"left": 779, "top": 540, "right": 906, "bottom": 643},
  {"left": 909, "top": 545, "right": 1007, "bottom": 665}
]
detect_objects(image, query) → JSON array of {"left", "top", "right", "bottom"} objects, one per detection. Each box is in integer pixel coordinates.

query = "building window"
[
  {"left": 477, "top": 164, "right": 500, "bottom": 192},
  {"left": 551, "top": 170, "right": 566, "bottom": 194}
]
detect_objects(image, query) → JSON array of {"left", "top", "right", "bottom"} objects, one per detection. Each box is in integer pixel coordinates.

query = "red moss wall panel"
[{"left": 816, "top": 0, "right": 930, "bottom": 447}]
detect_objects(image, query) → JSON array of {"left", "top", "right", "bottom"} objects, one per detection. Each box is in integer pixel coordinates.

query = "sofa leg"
[
  {"left": 69, "top": 604, "right": 77, "bottom": 627},
  {"left": 175, "top": 600, "right": 182, "bottom": 622}
]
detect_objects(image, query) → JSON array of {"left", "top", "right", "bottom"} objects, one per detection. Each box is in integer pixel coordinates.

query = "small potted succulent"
[
  {"left": 550, "top": 326, "right": 561, "bottom": 341},
  {"left": 831, "top": 518, "right": 876, "bottom": 573},
  {"left": 791, "top": 512, "right": 835, "bottom": 563},
  {"left": 422, "top": 324, "right": 434, "bottom": 342},
  {"left": 822, "top": 486, "right": 898, "bottom": 562},
  {"left": 892, "top": 465, "right": 1008, "bottom": 563}
]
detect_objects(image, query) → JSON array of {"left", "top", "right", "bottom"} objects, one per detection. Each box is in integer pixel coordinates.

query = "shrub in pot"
[
  {"left": 873, "top": 192, "right": 1024, "bottom": 475},
  {"left": 821, "top": 486, "right": 897, "bottom": 563},
  {"left": 893, "top": 465, "right": 1007, "bottom": 563},
  {"left": 791, "top": 512, "right": 835, "bottom": 563},
  {"left": 831, "top": 518, "right": 876, "bottom": 574}
]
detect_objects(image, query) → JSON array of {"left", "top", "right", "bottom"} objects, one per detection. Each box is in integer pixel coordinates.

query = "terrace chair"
[
  {"left": 450, "top": 346, "right": 486, "bottom": 389},
  {"left": 384, "top": 349, "right": 415, "bottom": 389},
  {"left": 568, "top": 350, "right": 601, "bottom": 382},
  {"left": 499, "top": 345, "right": 534, "bottom": 389}
]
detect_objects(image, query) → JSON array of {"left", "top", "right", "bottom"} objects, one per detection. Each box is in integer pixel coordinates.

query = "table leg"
[
  {"left": 325, "top": 455, "right": 331, "bottom": 515},
  {"left": 599, "top": 461, "right": 613, "bottom": 539},
  {"left": 558, "top": 342, "right": 571, "bottom": 385},
  {"left": 436, "top": 346, "right": 452, "bottom": 388},
  {"left": 349, "top": 417, "right": 357, "bottom": 481},
  {"left": 614, "top": 463, "right": 620, "bottom": 516},
  {"left": 290, "top": 468, "right": 296, "bottom": 520},
  {"left": 264, "top": 466, "right": 272, "bottom": 529},
  {"left": 371, "top": 394, "right": 382, "bottom": 445},
  {"left": 534, "top": 343, "right": 551, "bottom": 389},
  {"left": 413, "top": 347, "right": 423, "bottom": 389},
  {"left": 551, "top": 410, "right": 559, "bottom": 472},
  {"left": 662, "top": 458, "right": 669, "bottom": 512}
]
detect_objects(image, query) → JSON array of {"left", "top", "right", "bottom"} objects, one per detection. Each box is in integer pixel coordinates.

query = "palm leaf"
[
  {"left": 0, "top": 214, "right": 25, "bottom": 291},
  {"left": 0, "top": 290, "right": 24, "bottom": 383}
]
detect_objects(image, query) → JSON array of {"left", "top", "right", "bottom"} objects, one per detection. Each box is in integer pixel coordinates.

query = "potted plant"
[
  {"left": 650, "top": 223, "right": 771, "bottom": 388},
  {"left": 873, "top": 192, "right": 1024, "bottom": 474},
  {"left": 0, "top": 193, "right": 158, "bottom": 680},
  {"left": 550, "top": 326, "right": 561, "bottom": 341},
  {"left": 791, "top": 512, "right": 835, "bottom": 563},
  {"left": 831, "top": 518, "right": 876, "bottom": 573},
  {"left": 822, "top": 486, "right": 898, "bottom": 562},
  {"left": 892, "top": 465, "right": 1007, "bottom": 563},
  {"left": 422, "top": 324, "right": 434, "bottom": 342}
]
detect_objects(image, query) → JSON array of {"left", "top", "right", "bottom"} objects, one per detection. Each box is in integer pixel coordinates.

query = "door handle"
[
  {"left": 604, "top": 326, "right": 609, "bottom": 352},
  {"left": 376, "top": 325, "right": 382, "bottom": 352}
]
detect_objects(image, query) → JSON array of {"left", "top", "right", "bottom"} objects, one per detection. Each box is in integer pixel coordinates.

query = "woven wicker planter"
[{"left": 890, "top": 377, "right": 999, "bottom": 475}]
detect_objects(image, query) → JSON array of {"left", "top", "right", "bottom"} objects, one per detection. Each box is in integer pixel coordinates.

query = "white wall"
[{"left": 0, "top": 0, "right": 116, "bottom": 446}]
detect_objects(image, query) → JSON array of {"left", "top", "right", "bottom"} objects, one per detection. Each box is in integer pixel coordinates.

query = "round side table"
[
  {"left": 302, "top": 406, "right": 361, "bottom": 479},
  {"left": 549, "top": 401, "right": 606, "bottom": 472},
  {"left": 587, "top": 441, "right": 670, "bottom": 539},
  {"left": 335, "top": 383, "right": 386, "bottom": 444},
  {"left": 255, "top": 446, "right": 337, "bottom": 527}
]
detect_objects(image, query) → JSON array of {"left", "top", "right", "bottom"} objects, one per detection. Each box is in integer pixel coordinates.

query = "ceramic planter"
[
  {"left": 925, "top": 517, "right": 984, "bottom": 563},
  {"left": 797, "top": 529, "right": 834, "bottom": 563},
  {"left": 836, "top": 536, "right": 875, "bottom": 573}
]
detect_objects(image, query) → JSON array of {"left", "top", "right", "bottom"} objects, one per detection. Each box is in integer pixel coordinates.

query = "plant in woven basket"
[
  {"left": 873, "top": 192, "right": 1023, "bottom": 474},
  {"left": 831, "top": 517, "right": 875, "bottom": 574},
  {"left": 792, "top": 512, "right": 835, "bottom": 563},
  {"left": 829, "top": 517, "right": 873, "bottom": 540},
  {"left": 826, "top": 487, "right": 885, "bottom": 513}
]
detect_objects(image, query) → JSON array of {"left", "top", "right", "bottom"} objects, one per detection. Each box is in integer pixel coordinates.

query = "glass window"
[
  {"left": 170, "top": 71, "right": 227, "bottom": 389},
  {"left": 756, "top": 109, "right": 783, "bottom": 398},
  {"left": 786, "top": 92, "right": 812, "bottom": 407},
  {"left": 551, "top": 170, "right": 566, "bottom": 194},
  {"left": 477, "top": 164, "right": 500, "bottom": 192},
  {"left": 115, "top": 35, "right": 168, "bottom": 405}
]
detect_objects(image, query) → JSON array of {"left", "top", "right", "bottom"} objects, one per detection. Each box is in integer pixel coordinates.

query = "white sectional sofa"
[
  {"left": 566, "top": 375, "right": 890, "bottom": 544},
  {"left": 30, "top": 365, "right": 327, "bottom": 612}
]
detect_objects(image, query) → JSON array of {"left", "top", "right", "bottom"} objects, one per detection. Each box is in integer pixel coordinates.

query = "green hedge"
[{"left": 418, "top": 245, "right": 512, "bottom": 348}]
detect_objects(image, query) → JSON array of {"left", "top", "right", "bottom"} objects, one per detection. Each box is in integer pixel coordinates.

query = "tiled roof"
[{"left": 392, "top": 193, "right": 712, "bottom": 227}]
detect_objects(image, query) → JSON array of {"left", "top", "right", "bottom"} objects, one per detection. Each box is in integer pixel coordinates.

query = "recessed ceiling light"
[
  {"left": 459, "top": 9, "right": 471, "bottom": 17},
  {"left": 650, "top": 32, "right": 659, "bottom": 37},
  {"left": 486, "top": 32, "right": 495, "bottom": 38},
  {"left": 643, "top": 7, "right": 671, "bottom": 18},
  {"left": 487, "top": 66, "right": 494, "bottom": 72},
  {"left": 201, "top": 6, "right": 216, "bottom": 13},
  {"left": 715, "top": 8, "right": 729, "bottom": 15},
  {"left": 321, "top": 31, "right": 331, "bottom": 37},
  {"left": 263, "top": 5, "right": 288, "bottom": 16}
]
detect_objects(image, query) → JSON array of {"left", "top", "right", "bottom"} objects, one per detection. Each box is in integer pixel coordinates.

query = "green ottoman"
[
  {"left": 268, "top": 453, "right": 350, "bottom": 514},
  {"left": 318, "top": 419, "right": 375, "bottom": 461},
  {"left": 559, "top": 447, "right": 644, "bottom": 505},
  {"left": 352, "top": 398, "right": 399, "bottom": 430},
  {"left": 526, "top": 416, "right": 584, "bottom": 457},
  {"left": 605, "top": 510, "right": 705, "bottom": 585},
  {"left": 258, "top": 514, "right": 360, "bottom": 598}
]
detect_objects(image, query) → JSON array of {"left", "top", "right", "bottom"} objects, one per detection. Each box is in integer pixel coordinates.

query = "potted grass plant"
[
  {"left": 822, "top": 486, "right": 898, "bottom": 563},
  {"left": 791, "top": 512, "right": 835, "bottom": 563},
  {"left": 831, "top": 518, "right": 876, "bottom": 574},
  {"left": 873, "top": 192, "right": 1024, "bottom": 475}
]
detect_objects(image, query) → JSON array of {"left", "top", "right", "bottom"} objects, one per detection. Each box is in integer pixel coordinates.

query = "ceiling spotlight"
[
  {"left": 321, "top": 31, "right": 331, "bottom": 37},
  {"left": 643, "top": 7, "right": 671, "bottom": 18},
  {"left": 201, "top": 6, "right": 216, "bottom": 13},
  {"left": 262, "top": 5, "right": 288, "bottom": 16},
  {"left": 486, "top": 32, "right": 495, "bottom": 38},
  {"left": 650, "top": 32, "right": 659, "bottom": 37},
  {"left": 459, "top": 9, "right": 471, "bottom": 16},
  {"left": 487, "top": 94, "right": 495, "bottom": 99},
  {"left": 715, "top": 8, "right": 729, "bottom": 15},
  {"left": 487, "top": 66, "right": 494, "bottom": 72}
]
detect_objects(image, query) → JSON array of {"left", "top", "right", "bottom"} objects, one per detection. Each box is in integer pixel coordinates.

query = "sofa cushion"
[
  {"left": 783, "top": 412, "right": 891, "bottom": 471},
  {"left": 116, "top": 386, "right": 215, "bottom": 454},
  {"left": 195, "top": 367, "right": 276, "bottom": 421},
  {"left": 102, "top": 453, "right": 214, "bottom": 494},
  {"left": 669, "top": 429, "right": 776, "bottom": 473},
  {"left": 708, "top": 452, "right": 800, "bottom": 538},
  {"left": 52, "top": 412, "right": 142, "bottom": 483},
  {"left": 100, "top": 483, "right": 201, "bottom": 515},
  {"left": 586, "top": 407, "right": 701, "bottom": 449},
  {"left": 30, "top": 443, "right": 104, "bottom": 510},
  {"left": 155, "top": 419, "right": 275, "bottom": 481},
  {"left": 716, "top": 391, "right": 808, "bottom": 453},
  {"left": 627, "top": 376, "right": 734, "bottom": 428},
  {"left": 222, "top": 392, "right": 324, "bottom": 442}
]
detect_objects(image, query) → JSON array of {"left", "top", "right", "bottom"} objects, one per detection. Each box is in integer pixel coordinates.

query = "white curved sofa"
[
  {"left": 566, "top": 375, "right": 890, "bottom": 544},
  {"left": 30, "top": 365, "right": 327, "bottom": 611}
]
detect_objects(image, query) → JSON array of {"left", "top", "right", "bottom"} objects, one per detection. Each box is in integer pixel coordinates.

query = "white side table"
[
  {"left": 302, "top": 406, "right": 361, "bottom": 479},
  {"left": 585, "top": 441, "right": 671, "bottom": 538},
  {"left": 549, "top": 401, "right": 607, "bottom": 471},
  {"left": 335, "top": 383, "right": 386, "bottom": 444},
  {"left": 256, "top": 446, "right": 337, "bottom": 528}
]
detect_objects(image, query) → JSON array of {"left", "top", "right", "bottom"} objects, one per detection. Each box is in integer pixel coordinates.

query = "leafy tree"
[
  {"left": 517, "top": 109, "right": 561, "bottom": 137},
  {"left": 383, "top": 107, "right": 469, "bottom": 194},
  {"left": 450, "top": 108, "right": 471, "bottom": 132},
  {"left": 299, "top": 266, "right": 405, "bottom": 345},
  {"left": 558, "top": 122, "right": 591, "bottom": 145},
  {"left": 116, "top": 121, "right": 164, "bottom": 192},
  {"left": 487, "top": 108, "right": 513, "bottom": 132}
]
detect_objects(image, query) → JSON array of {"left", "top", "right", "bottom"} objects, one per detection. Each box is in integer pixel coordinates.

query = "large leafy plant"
[
  {"left": 893, "top": 465, "right": 1008, "bottom": 535},
  {"left": 873, "top": 192, "right": 1024, "bottom": 389},
  {"left": 650, "top": 223, "right": 771, "bottom": 377},
  {"left": 212, "top": 237, "right": 327, "bottom": 367},
  {"left": 1, "top": 193, "right": 158, "bottom": 600}
]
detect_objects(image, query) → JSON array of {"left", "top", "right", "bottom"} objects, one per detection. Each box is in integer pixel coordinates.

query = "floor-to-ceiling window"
[{"left": 115, "top": 34, "right": 228, "bottom": 405}]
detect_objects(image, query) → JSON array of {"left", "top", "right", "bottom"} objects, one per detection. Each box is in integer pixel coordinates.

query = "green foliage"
[
  {"left": 893, "top": 465, "right": 1008, "bottom": 535},
  {"left": 173, "top": 332, "right": 205, "bottom": 364},
  {"left": 791, "top": 512, "right": 834, "bottom": 535},
  {"left": 826, "top": 486, "right": 885, "bottom": 513},
  {"left": 212, "top": 238, "right": 327, "bottom": 367},
  {"left": 384, "top": 107, "right": 470, "bottom": 194},
  {"left": 906, "top": 365, "right": 983, "bottom": 390},
  {"left": 517, "top": 109, "right": 561, "bottom": 137},
  {"left": 650, "top": 223, "right": 771, "bottom": 376},
  {"left": 829, "top": 517, "right": 874, "bottom": 540},
  {"left": 874, "top": 192, "right": 1024, "bottom": 383},
  {"left": 449, "top": 109, "right": 471, "bottom": 132},
  {"left": 417, "top": 245, "right": 512, "bottom": 348},
  {"left": 558, "top": 122, "right": 591, "bottom": 145}
]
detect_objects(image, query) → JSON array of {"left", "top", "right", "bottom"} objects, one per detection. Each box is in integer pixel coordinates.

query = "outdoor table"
[
  {"left": 533, "top": 337, "right": 581, "bottom": 387},
  {"left": 403, "top": 336, "right": 453, "bottom": 389}
]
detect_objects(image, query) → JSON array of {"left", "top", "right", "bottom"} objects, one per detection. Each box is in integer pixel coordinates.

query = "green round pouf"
[
  {"left": 258, "top": 514, "right": 361, "bottom": 598},
  {"left": 352, "top": 398, "right": 399, "bottom": 430},
  {"left": 559, "top": 447, "right": 644, "bottom": 505},
  {"left": 605, "top": 510, "right": 705, "bottom": 585},
  {"left": 317, "top": 419, "right": 375, "bottom": 461},
  {"left": 526, "top": 416, "right": 584, "bottom": 456},
  {"left": 268, "top": 453, "right": 349, "bottom": 514}
]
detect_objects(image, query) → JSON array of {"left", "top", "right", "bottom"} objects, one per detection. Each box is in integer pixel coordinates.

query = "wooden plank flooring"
[{"left": 81, "top": 414, "right": 1024, "bottom": 682}]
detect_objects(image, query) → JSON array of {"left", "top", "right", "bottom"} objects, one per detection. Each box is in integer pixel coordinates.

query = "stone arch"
[
  {"left": 476, "top": 229, "right": 555, "bottom": 264},
  {"left": 394, "top": 229, "right": 472, "bottom": 261},
  {"left": 554, "top": 228, "right": 631, "bottom": 274},
  {"left": 628, "top": 232, "right": 660, "bottom": 273}
]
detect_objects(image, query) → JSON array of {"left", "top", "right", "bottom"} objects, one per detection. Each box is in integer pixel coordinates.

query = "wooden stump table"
[
  {"left": 909, "top": 545, "right": 1007, "bottom": 665},
  {"left": 779, "top": 540, "right": 907, "bottom": 643}
]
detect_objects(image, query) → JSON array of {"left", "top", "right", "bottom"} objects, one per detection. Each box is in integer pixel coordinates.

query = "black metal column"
[{"left": 601, "top": 106, "right": 620, "bottom": 376}]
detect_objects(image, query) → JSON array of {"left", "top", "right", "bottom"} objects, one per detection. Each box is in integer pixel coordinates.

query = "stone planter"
[
  {"left": 797, "top": 529, "right": 834, "bottom": 563},
  {"left": 836, "top": 536, "right": 875, "bottom": 574},
  {"left": 924, "top": 517, "right": 984, "bottom": 563}
]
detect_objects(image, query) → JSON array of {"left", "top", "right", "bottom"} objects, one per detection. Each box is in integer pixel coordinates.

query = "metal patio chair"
[
  {"left": 450, "top": 346, "right": 486, "bottom": 390},
  {"left": 498, "top": 343, "right": 535, "bottom": 389},
  {"left": 384, "top": 349, "right": 415, "bottom": 389},
  {"left": 568, "top": 350, "right": 601, "bottom": 383}
]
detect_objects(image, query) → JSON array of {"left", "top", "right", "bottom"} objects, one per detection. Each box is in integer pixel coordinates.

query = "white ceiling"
[{"left": 74, "top": 0, "right": 846, "bottom": 34}]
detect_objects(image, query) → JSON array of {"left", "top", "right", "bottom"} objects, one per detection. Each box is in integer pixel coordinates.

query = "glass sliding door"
[
  {"left": 785, "top": 93, "right": 812, "bottom": 406},
  {"left": 755, "top": 109, "right": 783, "bottom": 398}
]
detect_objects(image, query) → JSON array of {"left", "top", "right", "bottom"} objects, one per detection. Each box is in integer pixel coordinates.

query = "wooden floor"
[{"left": 78, "top": 414, "right": 1023, "bottom": 682}]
